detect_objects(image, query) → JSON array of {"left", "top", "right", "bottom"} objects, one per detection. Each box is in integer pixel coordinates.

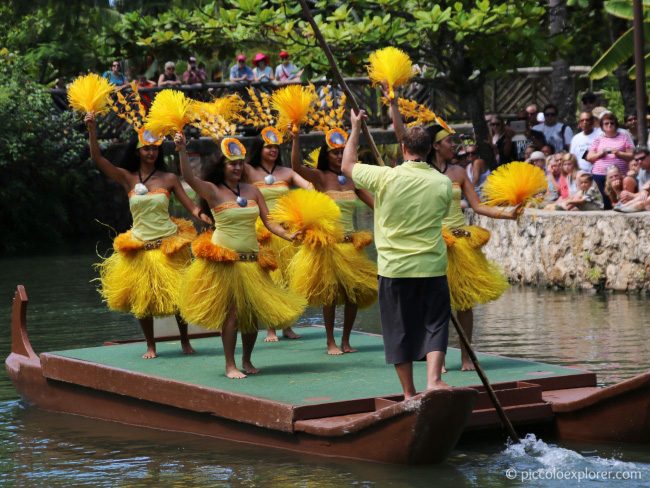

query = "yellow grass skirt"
[
  {"left": 443, "top": 225, "right": 509, "bottom": 311},
  {"left": 96, "top": 219, "right": 196, "bottom": 319},
  {"left": 178, "top": 233, "right": 307, "bottom": 333},
  {"left": 255, "top": 217, "right": 297, "bottom": 288},
  {"left": 288, "top": 231, "right": 377, "bottom": 308}
]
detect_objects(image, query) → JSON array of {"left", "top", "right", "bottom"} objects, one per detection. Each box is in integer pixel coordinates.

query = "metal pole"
[
  {"left": 297, "top": 0, "right": 386, "bottom": 166},
  {"left": 633, "top": 0, "right": 648, "bottom": 145}
]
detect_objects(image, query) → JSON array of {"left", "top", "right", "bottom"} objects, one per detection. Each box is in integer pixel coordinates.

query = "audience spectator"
[
  {"left": 158, "top": 61, "right": 181, "bottom": 87},
  {"left": 556, "top": 172, "right": 604, "bottom": 211},
  {"left": 527, "top": 150, "right": 546, "bottom": 171},
  {"left": 625, "top": 112, "right": 638, "bottom": 146},
  {"left": 604, "top": 165, "right": 624, "bottom": 206},
  {"left": 635, "top": 146, "right": 650, "bottom": 188},
  {"left": 619, "top": 146, "right": 650, "bottom": 204},
  {"left": 512, "top": 111, "right": 546, "bottom": 160},
  {"left": 581, "top": 92, "right": 598, "bottom": 112},
  {"left": 541, "top": 144, "right": 555, "bottom": 157},
  {"left": 615, "top": 149, "right": 650, "bottom": 212},
  {"left": 462, "top": 144, "right": 490, "bottom": 189},
  {"left": 533, "top": 103, "right": 573, "bottom": 153},
  {"left": 230, "top": 54, "right": 254, "bottom": 84},
  {"left": 560, "top": 153, "right": 580, "bottom": 197},
  {"left": 488, "top": 115, "right": 514, "bottom": 167},
  {"left": 102, "top": 60, "right": 128, "bottom": 88},
  {"left": 275, "top": 51, "right": 303, "bottom": 83},
  {"left": 524, "top": 144, "right": 537, "bottom": 162},
  {"left": 525, "top": 103, "right": 539, "bottom": 127},
  {"left": 545, "top": 154, "right": 563, "bottom": 202},
  {"left": 569, "top": 111, "right": 599, "bottom": 173},
  {"left": 135, "top": 75, "right": 156, "bottom": 109},
  {"left": 182, "top": 56, "right": 206, "bottom": 85},
  {"left": 252, "top": 53, "right": 274, "bottom": 83},
  {"left": 586, "top": 112, "right": 634, "bottom": 208}
]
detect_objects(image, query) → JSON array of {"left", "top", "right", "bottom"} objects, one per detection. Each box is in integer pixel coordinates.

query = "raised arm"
[
  {"left": 341, "top": 109, "right": 366, "bottom": 180},
  {"left": 174, "top": 132, "right": 217, "bottom": 203},
  {"left": 84, "top": 112, "right": 130, "bottom": 191},
  {"left": 290, "top": 170, "right": 314, "bottom": 189},
  {"left": 385, "top": 85, "right": 406, "bottom": 147},
  {"left": 290, "top": 130, "right": 319, "bottom": 183}
]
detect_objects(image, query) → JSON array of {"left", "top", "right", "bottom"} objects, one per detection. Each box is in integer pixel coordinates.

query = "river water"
[{"left": 1, "top": 252, "right": 649, "bottom": 487}]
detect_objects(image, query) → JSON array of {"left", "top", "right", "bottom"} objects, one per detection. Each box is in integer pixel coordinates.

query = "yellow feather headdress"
[
  {"left": 189, "top": 94, "right": 243, "bottom": 141},
  {"left": 482, "top": 161, "right": 548, "bottom": 206},
  {"left": 241, "top": 87, "right": 276, "bottom": 129},
  {"left": 271, "top": 85, "right": 317, "bottom": 134},
  {"left": 144, "top": 89, "right": 193, "bottom": 138},
  {"left": 106, "top": 81, "right": 148, "bottom": 130},
  {"left": 306, "top": 85, "right": 347, "bottom": 132},
  {"left": 367, "top": 47, "right": 413, "bottom": 100},
  {"left": 305, "top": 147, "right": 321, "bottom": 168},
  {"left": 382, "top": 97, "right": 438, "bottom": 127},
  {"left": 67, "top": 73, "right": 113, "bottom": 114}
]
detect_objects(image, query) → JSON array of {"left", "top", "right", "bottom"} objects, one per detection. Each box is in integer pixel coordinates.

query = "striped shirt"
[{"left": 589, "top": 133, "right": 633, "bottom": 175}]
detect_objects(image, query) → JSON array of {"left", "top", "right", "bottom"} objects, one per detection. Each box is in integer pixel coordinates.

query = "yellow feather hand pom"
[
  {"left": 271, "top": 85, "right": 317, "bottom": 132},
  {"left": 270, "top": 189, "right": 343, "bottom": 247},
  {"left": 482, "top": 161, "right": 548, "bottom": 206},
  {"left": 367, "top": 47, "right": 413, "bottom": 99},
  {"left": 145, "top": 89, "right": 193, "bottom": 137},
  {"left": 67, "top": 73, "right": 113, "bottom": 114}
]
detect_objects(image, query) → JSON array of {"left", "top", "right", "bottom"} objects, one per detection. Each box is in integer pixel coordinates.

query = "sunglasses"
[
  {"left": 112, "top": 64, "right": 120, "bottom": 67},
  {"left": 544, "top": 112, "right": 557, "bottom": 117},
  {"left": 579, "top": 118, "right": 592, "bottom": 123},
  {"left": 466, "top": 151, "right": 477, "bottom": 156},
  {"left": 489, "top": 122, "right": 501, "bottom": 126},
  {"left": 633, "top": 156, "right": 646, "bottom": 162}
]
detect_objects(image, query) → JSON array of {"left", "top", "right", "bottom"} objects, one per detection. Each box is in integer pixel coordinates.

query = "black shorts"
[{"left": 378, "top": 275, "right": 450, "bottom": 364}]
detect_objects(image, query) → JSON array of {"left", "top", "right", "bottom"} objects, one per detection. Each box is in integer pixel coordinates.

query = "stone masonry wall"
[{"left": 466, "top": 210, "right": 650, "bottom": 291}]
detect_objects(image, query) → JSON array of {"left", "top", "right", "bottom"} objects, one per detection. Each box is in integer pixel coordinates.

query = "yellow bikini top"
[
  {"left": 210, "top": 201, "right": 260, "bottom": 252},
  {"left": 326, "top": 190, "right": 357, "bottom": 235},
  {"left": 442, "top": 182, "right": 465, "bottom": 230},
  {"left": 128, "top": 188, "right": 178, "bottom": 241},
  {"left": 253, "top": 181, "right": 289, "bottom": 211}
]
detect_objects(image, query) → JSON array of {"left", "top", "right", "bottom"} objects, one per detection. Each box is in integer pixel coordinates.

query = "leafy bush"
[{"left": 0, "top": 50, "right": 110, "bottom": 255}]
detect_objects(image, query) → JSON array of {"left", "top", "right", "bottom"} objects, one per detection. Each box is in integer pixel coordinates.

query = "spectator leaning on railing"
[
  {"left": 275, "top": 51, "right": 303, "bottom": 84},
  {"left": 102, "top": 60, "right": 128, "bottom": 89},
  {"left": 183, "top": 56, "right": 206, "bottom": 85},
  {"left": 158, "top": 61, "right": 181, "bottom": 87},
  {"left": 229, "top": 54, "right": 254, "bottom": 84}
]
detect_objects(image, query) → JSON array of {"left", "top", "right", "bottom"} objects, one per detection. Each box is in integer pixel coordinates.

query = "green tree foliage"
[{"left": 0, "top": 51, "right": 105, "bottom": 255}]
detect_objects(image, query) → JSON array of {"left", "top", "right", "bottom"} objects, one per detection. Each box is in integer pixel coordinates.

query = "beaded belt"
[
  {"left": 342, "top": 234, "right": 354, "bottom": 243},
  {"left": 451, "top": 228, "right": 471, "bottom": 238},
  {"left": 144, "top": 239, "right": 163, "bottom": 250},
  {"left": 237, "top": 252, "right": 258, "bottom": 262}
]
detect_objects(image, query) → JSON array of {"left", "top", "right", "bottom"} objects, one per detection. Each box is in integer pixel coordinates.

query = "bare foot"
[
  {"left": 225, "top": 367, "right": 247, "bottom": 379},
  {"left": 282, "top": 327, "right": 301, "bottom": 340},
  {"left": 181, "top": 342, "right": 196, "bottom": 355},
  {"left": 461, "top": 361, "right": 476, "bottom": 371},
  {"left": 142, "top": 347, "right": 157, "bottom": 359},
  {"left": 427, "top": 379, "right": 451, "bottom": 390},
  {"left": 442, "top": 365, "right": 448, "bottom": 374},
  {"left": 242, "top": 362, "right": 260, "bottom": 375},
  {"left": 341, "top": 343, "right": 358, "bottom": 353},
  {"left": 264, "top": 330, "right": 279, "bottom": 342},
  {"left": 327, "top": 343, "right": 344, "bottom": 355}
]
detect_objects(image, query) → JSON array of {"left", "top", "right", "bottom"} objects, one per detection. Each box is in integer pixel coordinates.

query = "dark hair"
[
  {"left": 119, "top": 136, "right": 166, "bottom": 173},
  {"left": 633, "top": 145, "right": 649, "bottom": 156},
  {"left": 581, "top": 92, "right": 597, "bottom": 104},
  {"left": 199, "top": 150, "right": 227, "bottom": 216},
  {"left": 579, "top": 172, "right": 593, "bottom": 182},
  {"left": 599, "top": 112, "right": 618, "bottom": 129},
  {"left": 541, "top": 144, "right": 555, "bottom": 155},
  {"left": 402, "top": 126, "right": 432, "bottom": 159},
  {"left": 316, "top": 142, "right": 331, "bottom": 171},
  {"left": 542, "top": 103, "right": 558, "bottom": 114},
  {"left": 247, "top": 138, "right": 283, "bottom": 168},
  {"left": 425, "top": 125, "right": 445, "bottom": 165}
]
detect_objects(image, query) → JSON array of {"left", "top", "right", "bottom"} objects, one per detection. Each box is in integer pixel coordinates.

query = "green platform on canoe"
[{"left": 49, "top": 327, "right": 586, "bottom": 406}]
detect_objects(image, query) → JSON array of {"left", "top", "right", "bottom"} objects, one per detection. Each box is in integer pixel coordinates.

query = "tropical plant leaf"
[
  {"left": 589, "top": 24, "right": 650, "bottom": 79},
  {"left": 604, "top": 0, "right": 650, "bottom": 21},
  {"left": 627, "top": 51, "right": 650, "bottom": 78}
]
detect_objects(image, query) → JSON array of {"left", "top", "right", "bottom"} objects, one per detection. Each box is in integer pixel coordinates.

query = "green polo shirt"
[{"left": 352, "top": 160, "right": 451, "bottom": 278}]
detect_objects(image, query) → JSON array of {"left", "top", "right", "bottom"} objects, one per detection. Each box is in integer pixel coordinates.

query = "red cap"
[
  {"left": 253, "top": 52, "right": 268, "bottom": 65},
  {"left": 236, "top": 54, "right": 246, "bottom": 62},
  {"left": 279, "top": 50, "right": 289, "bottom": 59}
]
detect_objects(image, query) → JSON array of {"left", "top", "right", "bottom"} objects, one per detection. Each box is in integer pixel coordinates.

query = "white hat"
[{"left": 527, "top": 151, "right": 546, "bottom": 162}]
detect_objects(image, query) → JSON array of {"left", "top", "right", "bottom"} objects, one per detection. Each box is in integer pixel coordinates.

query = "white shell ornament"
[
  {"left": 338, "top": 175, "right": 347, "bottom": 185},
  {"left": 264, "top": 174, "right": 276, "bottom": 185},
  {"left": 134, "top": 183, "right": 149, "bottom": 195},
  {"left": 236, "top": 196, "right": 248, "bottom": 207}
]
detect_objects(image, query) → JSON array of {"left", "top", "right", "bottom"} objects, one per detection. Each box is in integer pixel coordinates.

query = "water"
[{"left": 1, "top": 253, "right": 649, "bottom": 486}]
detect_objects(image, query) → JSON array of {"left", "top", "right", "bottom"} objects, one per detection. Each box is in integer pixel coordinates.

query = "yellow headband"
[
  {"left": 137, "top": 127, "right": 163, "bottom": 148},
  {"left": 325, "top": 128, "right": 348, "bottom": 150},
  {"left": 221, "top": 138, "right": 246, "bottom": 160},
  {"left": 261, "top": 126, "right": 282, "bottom": 146},
  {"left": 434, "top": 129, "right": 451, "bottom": 143}
]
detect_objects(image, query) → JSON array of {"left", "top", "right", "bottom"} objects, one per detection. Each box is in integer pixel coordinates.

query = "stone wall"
[{"left": 466, "top": 209, "right": 650, "bottom": 291}]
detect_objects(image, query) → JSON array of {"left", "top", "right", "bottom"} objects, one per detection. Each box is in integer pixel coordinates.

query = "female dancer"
[
  {"left": 290, "top": 130, "right": 377, "bottom": 355},
  {"left": 387, "top": 94, "right": 520, "bottom": 371},
  {"left": 85, "top": 113, "right": 210, "bottom": 359},
  {"left": 244, "top": 128, "right": 312, "bottom": 342},
  {"left": 176, "top": 134, "right": 306, "bottom": 378}
]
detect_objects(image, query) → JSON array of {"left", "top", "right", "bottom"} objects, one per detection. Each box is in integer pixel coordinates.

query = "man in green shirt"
[{"left": 342, "top": 109, "right": 452, "bottom": 399}]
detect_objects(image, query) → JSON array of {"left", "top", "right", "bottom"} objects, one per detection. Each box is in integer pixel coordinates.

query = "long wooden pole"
[
  {"left": 297, "top": 0, "right": 386, "bottom": 166},
  {"left": 450, "top": 313, "right": 521, "bottom": 444},
  {"left": 633, "top": 0, "right": 648, "bottom": 145}
]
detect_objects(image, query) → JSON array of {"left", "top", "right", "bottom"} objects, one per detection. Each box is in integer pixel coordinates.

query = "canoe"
[{"left": 6, "top": 285, "right": 649, "bottom": 464}]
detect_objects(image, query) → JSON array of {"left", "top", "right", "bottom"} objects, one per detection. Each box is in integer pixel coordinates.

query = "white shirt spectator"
[
  {"left": 533, "top": 122, "right": 573, "bottom": 153},
  {"left": 570, "top": 129, "right": 600, "bottom": 173}
]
